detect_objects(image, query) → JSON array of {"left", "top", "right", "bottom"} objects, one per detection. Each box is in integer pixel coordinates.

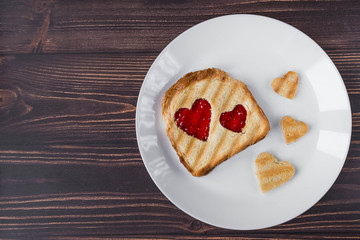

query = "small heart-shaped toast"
[
  {"left": 271, "top": 71, "right": 298, "bottom": 99},
  {"left": 255, "top": 152, "right": 295, "bottom": 193},
  {"left": 281, "top": 116, "right": 309, "bottom": 144}
]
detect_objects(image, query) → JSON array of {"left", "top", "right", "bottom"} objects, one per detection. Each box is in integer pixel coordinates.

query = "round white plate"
[{"left": 135, "top": 14, "right": 352, "bottom": 230}]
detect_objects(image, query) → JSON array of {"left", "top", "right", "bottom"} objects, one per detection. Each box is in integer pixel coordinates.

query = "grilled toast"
[
  {"left": 162, "top": 68, "right": 270, "bottom": 176},
  {"left": 255, "top": 152, "right": 295, "bottom": 193},
  {"left": 271, "top": 71, "right": 298, "bottom": 99},
  {"left": 281, "top": 116, "right": 309, "bottom": 144}
]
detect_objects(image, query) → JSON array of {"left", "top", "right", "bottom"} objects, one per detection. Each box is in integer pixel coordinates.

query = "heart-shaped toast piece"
[
  {"left": 281, "top": 116, "right": 308, "bottom": 144},
  {"left": 162, "top": 68, "right": 270, "bottom": 176},
  {"left": 271, "top": 71, "right": 298, "bottom": 99},
  {"left": 174, "top": 98, "right": 211, "bottom": 141},
  {"left": 220, "top": 104, "right": 247, "bottom": 132},
  {"left": 255, "top": 152, "right": 295, "bottom": 193}
]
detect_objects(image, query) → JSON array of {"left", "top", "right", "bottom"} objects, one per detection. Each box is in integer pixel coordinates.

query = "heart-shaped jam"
[
  {"left": 174, "top": 98, "right": 211, "bottom": 141},
  {"left": 220, "top": 104, "right": 247, "bottom": 132}
]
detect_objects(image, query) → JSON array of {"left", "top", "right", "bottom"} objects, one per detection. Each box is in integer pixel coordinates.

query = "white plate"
[{"left": 135, "top": 14, "right": 352, "bottom": 230}]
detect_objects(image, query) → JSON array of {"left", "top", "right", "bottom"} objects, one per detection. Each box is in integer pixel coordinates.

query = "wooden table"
[{"left": 0, "top": 0, "right": 359, "bottom": 238}]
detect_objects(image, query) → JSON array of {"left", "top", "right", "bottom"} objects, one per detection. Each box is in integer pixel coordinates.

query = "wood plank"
[
  {"left": 0, "top": 189, "right": 358, "bottom": 238},
  {"left": 0, "top": 53, "right": 150, "bottom": 148},
  {"left": 0, "top": 0, "right": 359, "bottom": 54},
  {"left": 0, "top": 0, "right": 51, "bottom": 54}
]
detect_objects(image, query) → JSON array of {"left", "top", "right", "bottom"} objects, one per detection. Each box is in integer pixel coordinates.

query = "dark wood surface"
[{"left": 0, "top": 0, "right": 359, "bottom": 239}]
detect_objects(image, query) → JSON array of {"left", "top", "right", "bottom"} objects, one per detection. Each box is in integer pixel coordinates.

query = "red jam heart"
[
  {"left": 220, "top": 104, "right": 247, "bottom": 132},
  {"left": 174, "top": 98, "right": 211, "bottom": 141}
]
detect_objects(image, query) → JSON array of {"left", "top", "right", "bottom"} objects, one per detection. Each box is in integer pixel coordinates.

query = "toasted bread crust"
[{"left": 162, "top": 68, "right": 270, "bottom": 176}]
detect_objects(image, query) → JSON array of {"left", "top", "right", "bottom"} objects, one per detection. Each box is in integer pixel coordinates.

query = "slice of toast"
[
  {"left": 162, "top": 68, "right": 270, "bottom": 176},
  {"left": 281, "top": 116, "right": 309, "bottom": 144},
  {"left": 271, "top": 71, "right": 298, "bottom": 99},
  {"left": 255, "top": 152, "right": 295, "bottom": 193}
]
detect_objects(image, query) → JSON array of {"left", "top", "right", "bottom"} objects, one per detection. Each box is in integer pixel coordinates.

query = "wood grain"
[
  {"left": 0, "top": 0, "right": 359, "bottom": 238},
  {"left": 0, "top": 190, "right": 358, "bottom": 237},
  {"left": 1, "top": 0, "right": 360, "bottom": 54},
  {"left": 0, "top": 52, "right": 359, "bottom": 238}
]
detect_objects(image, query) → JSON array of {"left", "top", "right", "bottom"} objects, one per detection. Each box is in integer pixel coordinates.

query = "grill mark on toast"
[
  {"left": 171, "top": 97, "right": 187, "bottom": 143},
  {"left": 184, "top": 78, "right": 218, "bottom": 166},
  {"left": 233, "top": 99, "right": 252, "bottom": 154},
  {"left": 285, "top": 82, "right": 294, "bottom": 98},
  {"left": 171, "top": 91, "right": 192, "bottom": 154},
  {"left": 191, "top": 77, "right": 228, "bottom": 170},
  {"left": 193, "top": 78, "right": 237, "bottom": 171},
  {"left": 208, "top": 80, "right": 241, "bottom": 166},
  {"left": 272, "top": 79, "right": 281, "bottom": 92},
  {"left": 171, "top": 79, "right": 212, "bottom": 154},
  {"left": 228, "top": 82, "right": 248, "bottom": 157},
  {"left": 259, "top": 166, "right": 294, "bottom": 184}
]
